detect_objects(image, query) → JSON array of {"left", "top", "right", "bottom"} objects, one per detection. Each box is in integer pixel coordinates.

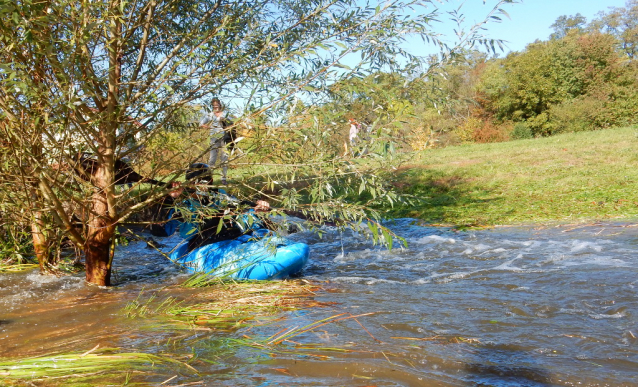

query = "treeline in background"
[{"left": 280, "top": 1, "right": 638, "bottom": 153}]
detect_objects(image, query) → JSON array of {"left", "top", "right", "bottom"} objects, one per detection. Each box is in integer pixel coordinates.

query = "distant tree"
[
  {"left": 477, "top": 32, "right": 623, "bottom": 135},
  {"left": 550, "top": 14, "right": 587, "bottom": 40},
  {"left": 325, "top": 73, "right": 416, "bottom": 127},
  {"left": 590, "top": 0, "right": 638, "bottom": 59}
]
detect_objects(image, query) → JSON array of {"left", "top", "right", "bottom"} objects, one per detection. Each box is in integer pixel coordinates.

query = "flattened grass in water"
[
  {"left": 121, "top": 281, "right": 395, "bottom": 379},
  {"left": 387, "top": 126, "right": 638, "bottom": 227},
  {"left": 0, "top": 263, "right": 38, "bottom": 273},
  {"left": 0, "top": 347, "right": 196, "bottom": 386},
  {"left": 125, "top": 278, "right": 329, "bottom": 331}
]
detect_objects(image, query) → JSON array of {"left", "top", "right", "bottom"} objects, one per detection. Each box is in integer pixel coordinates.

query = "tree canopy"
[{"left": 0, "top": 0, "right": 515, "bottom": 285}]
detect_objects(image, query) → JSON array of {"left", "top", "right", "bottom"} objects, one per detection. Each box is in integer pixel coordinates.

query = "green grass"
[
  {"left": 385, "top": 126, "right": 638, "bottom": 227},
  {"left": 124, "top": 280, "right": 328, "bottom": 331},
  {"left": 0, "top": 348, "right": 195, "bottom": 386},
  {"left": 0, "top": 263, "right": 39, "bottom": 273}
]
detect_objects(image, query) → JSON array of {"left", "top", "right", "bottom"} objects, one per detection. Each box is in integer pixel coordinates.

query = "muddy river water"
[{"left": 1, "top": 220, "right": 637, "bottom": 386}]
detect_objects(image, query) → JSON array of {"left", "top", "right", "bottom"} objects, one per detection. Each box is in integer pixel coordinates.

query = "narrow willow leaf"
[
  {"left": 367, "top": 221, "right": 379, "bottom": 245},
  {"left": 381, "top": 227, "right": 393, "bottom": 250}
]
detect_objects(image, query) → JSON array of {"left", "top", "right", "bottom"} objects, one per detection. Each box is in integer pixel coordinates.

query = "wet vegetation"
[
  {"left": 0, "top": 278, "right": 372, "bottom": 386},
  {"left": 0, "top": 349, "right": 194, "bottom": 387},
  {"left": 125, "top": 279, "right": 330, "bottom": 331},
  {"left": 0, "top": 263, "right": 38, "bottom": 273}
]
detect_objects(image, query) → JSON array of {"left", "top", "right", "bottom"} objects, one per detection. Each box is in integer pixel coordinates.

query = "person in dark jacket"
[{"left": 150, "top": 163, "right": 270, "bottom": 253}]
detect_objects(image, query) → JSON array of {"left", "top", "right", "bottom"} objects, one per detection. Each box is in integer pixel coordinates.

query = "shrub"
[
  {"left": 0, "top": 216, "right": 34, "bottom": 264},
  {"left": 409, "top": 126, "right": 436, "bottom": 151},
  {"left": 142, "top": 129, "right": 209, "bottom": 174},
  {"left": 454, "top": 117, "right": 511, "bottom": 144},
  {"left": 510, "top": 122, "right": 534, "bottom": 140},
  {"left": 472, "top": 120, "right": 511, "bottom": 143},
  {"left": 527, "top": 112, "right": 553, "bottom": 136},
  {"left": 404, "top": 108, "right": 456, "bottom": 150},
  {"left": 548, "top": 97, "right": 604, "bottom": 134},
  {"left": 454, "top": 117, "right": 482, "bottom": 143},
  {"left": 511, "top": 122, "right": 533, "bottom": 139}
]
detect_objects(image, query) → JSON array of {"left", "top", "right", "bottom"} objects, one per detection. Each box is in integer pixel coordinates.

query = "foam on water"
[
  {"left": 589, "top": 312, "right": 627, "bottom": 320},
  {"left": 328, "top": 276, "right": 402, "bottom": 285},
  {"left": 491, "top": 257, "right": 526, "bottom": 272},
  {"left": 581, "top": 255, "right": 631, "bottom": 267},
  {"left": 569, "top": 239, "right": 606, "bottom": 253},
  {"left": 430, "top": 271, "right": 474, "bottom": 283},
  {"left": 1, "top": 221, "right": 636, "bottom": 386},
  {"left": 323, "top": 229, "right": 614, "bottom": 283},
  {"left": 0, "top": 271, "right": 85, "bottom": 311},
  {"left": 415, "top": 234, "right": 457, "bottom": 245},
  {"left": 303, "top": 223, "right": 637, "bottom": 386}
]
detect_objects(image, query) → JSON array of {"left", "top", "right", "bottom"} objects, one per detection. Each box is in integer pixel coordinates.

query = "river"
[{"left": 1, "top": 220, "right": 637, "bottom": 386}]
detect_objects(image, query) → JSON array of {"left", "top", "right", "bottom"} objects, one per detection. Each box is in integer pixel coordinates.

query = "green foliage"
[
  {"left": 454, "top": 117, "right": 482, "bottom": 143},
  {"left": 550, "top": 13, "right": 587, "bottom": 40},
  {"left": 477, "top": 30, "right": 634, "bottom": 136},
  {"left": 0, "top": 0, "right": 503, "bottom": 279},
  {"left": 547, "top": 97, "right": 603, "bottom": 134},
  {"left": 143, "top": 127, "right": 208, "bottom": 173},
  {"left": 0, "top": 224, "right": 33, "bottom": 265},
  {"left": 308, "top": 49, "right": 497, "bottom": 151},
  {"left": 0, "top": 163, "right": 33, "bottom": 265},
  {"left": 0, "top": 146, "right": 37, "bottom": 265},
  {"left": 591, "top": 0, "right": 638, "bottom": 59},
  {"left": 511, "top": 122, "right": 532, "bottom": 139},
  {"left": 464, "top": 5, "right": 638, "bottom": 141},
  {"left": 0, "top": 0, "right": 521, "bottom": 282}
]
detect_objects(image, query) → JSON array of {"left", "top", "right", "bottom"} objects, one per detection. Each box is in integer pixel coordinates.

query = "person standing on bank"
[
  {"left": 347, "top": 118, "right": 360, "bottom": 157},
  {"left": 200, "top": 97, "right": 232, "bottom": 185}
]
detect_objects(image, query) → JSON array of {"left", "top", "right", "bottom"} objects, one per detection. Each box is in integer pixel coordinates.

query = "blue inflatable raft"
[
  {"left": 170, "top": 229, "right": 309, "bottom": 280},
  {"left": 159, "top": 181, "right": 309, "bottom": 280}
]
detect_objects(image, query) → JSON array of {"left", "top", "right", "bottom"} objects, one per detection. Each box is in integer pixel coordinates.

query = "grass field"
[{"left": 385, "top": 126, "right": 638, "bottom": 227}]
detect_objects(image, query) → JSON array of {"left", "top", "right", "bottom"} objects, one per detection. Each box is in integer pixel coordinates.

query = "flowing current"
[{"left": 1, "top": 220, "right": 637, "bottom": 386}]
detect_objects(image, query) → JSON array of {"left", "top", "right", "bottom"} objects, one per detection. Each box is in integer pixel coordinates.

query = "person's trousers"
[{"left": 208, "top": 136, "right": 227, "bottom": 180}]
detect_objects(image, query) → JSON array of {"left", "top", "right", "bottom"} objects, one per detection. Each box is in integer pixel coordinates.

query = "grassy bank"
[{"left": 386, "top": 126, "right": 638, "bottom": 227}]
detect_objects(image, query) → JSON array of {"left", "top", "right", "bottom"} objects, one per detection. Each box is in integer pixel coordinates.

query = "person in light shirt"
[
  {"left": 349, "top": 118, "right": 359, "bottom": 145},
  {"left": 200, "top": 97, "right": 231, "bottom": 185}
]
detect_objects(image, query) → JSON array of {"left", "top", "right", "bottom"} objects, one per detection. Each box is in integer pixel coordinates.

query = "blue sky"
[
  {"left": 230, "top": 1, "right": 629, "bottom": 110},
  {"left": 409, "top": 0, "right": 628, "bottom": 56}
]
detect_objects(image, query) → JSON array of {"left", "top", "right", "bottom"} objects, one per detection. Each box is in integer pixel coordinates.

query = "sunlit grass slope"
[{"left": 387, "top": 126, "right": 638, "bottom": 227}]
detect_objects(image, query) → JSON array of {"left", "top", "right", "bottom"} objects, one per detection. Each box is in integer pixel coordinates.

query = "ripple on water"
[
  {"left": 569, "top": 239, "right": 611, "bottom": 254},
  {"left": 1, "top": 221, "right": 636, "bottom": 386},
  {"left": 328, "top": 276, "right": 402, "bottom": 285},
  {"left": 0, "top": 271, "right": 85, "bottom": 312},
  {"left": 589, "top": 312, "right": 627, "bottom": 320}
]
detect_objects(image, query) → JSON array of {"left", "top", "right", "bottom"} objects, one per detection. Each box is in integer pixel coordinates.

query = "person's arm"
[
  {"left": 221, "top": 115, "right": 237, "bottom": 147},
  {"left": 226, "top": 198, "right": 269, "bottom": 211},
  {"left": 199, "top": 114, "right": 211, "bottom": 127},
  {"left": 148, "top": 183, "right": 184, "bottom": 237},
  {"left": 149, "top": 208, "right": 180, "bottom": 237}
]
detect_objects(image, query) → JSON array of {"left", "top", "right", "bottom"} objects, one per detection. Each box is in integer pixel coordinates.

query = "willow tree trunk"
[
  {"left": 29, "top": 2, "right": 55, "bottom": 274},
  {"left": 84, "top": 163, "right": 116, "bottom": 286},
  {"left": 31, "top": 208, "right": 54, "bottom": 273}
]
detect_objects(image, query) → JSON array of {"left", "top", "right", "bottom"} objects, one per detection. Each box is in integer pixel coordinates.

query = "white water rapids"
[{"left": 1, "top": 219, "right": 636, "bottom": 386}]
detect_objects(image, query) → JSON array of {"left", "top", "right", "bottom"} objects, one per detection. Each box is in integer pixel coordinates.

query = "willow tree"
[{"left": 0, "top": 0, "right": 514, "bottom": 285}]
